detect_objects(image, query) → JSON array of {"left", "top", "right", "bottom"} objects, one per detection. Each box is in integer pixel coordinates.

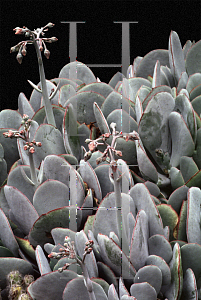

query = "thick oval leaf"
[
  {"left": 180, "top": 156, "right": 199, "bottom": 183},
  {"left": 0, "top": 109, "right": 22, "bottom": 129},
  {"left": 63, "top": 104, "right": 81, "bottom": 161},
  {"left": 130, "top": 282, "right": 157, "bottom": 300},
  {"left": 93, "top": 102, "right": 111, "bottom": 134},
  {"left": 129, "top": 183, "right": 164, "bottom": 236},
  {"left": 148, "top": 234, "right": 173, "bottom": 264},
  {"left": 185, "top": 40, "right": 201, "bottom": 76},
  {"left": 134, "top": 265, "right": 162, "bottom": 295},
  {"left": 7, "top": 165, "right": 40, "bottom": 204},
  {"left": 101, "top": 90, "right": 135, "bottom": 120},
  {"left": 35, "top": 245, "right": 52, "bottom": 275},
  {"left": 0, "top": 257, "right": 34, "bottom": 289},
  {"left": 97, "top": 233, "right": 136, "bottom": 280},
  {"left": 168, "top": 31, "right": 185, "bottom": 83},
  {"left": 27, "top": 269, "right": 78, "bottom": 300},
  {"left": 168, "top": 185, "right": 189, "bottom": 214},
  {"left": 169, "top": 112, "right": 195, "bottom": 168},
  {"left": 108, "top": 284, "right": 119, "bottom": 300},
  {"left": 136, "top": 49, "right": 170, "bottom": 79},
  {"left": 59, "top": 61, "right": 96, "bottom": 84},
  {"left": 162, "top": 243, "right": 183, "bottom": 300},
  {"left": 62, "top": 276, "right": 108, "bottom": 300},
  {"left": 157, "top": 204, "right": 178, "bottom": 241},
  {"left": 174, "top": 93, "right": 197, "bottom": 143},
  {"left": 64, "top": 91, "right": 105, "bottom": 124},
  {"left": 33, "top": 180, "right": 69, "bottom": 216},
  {"left": 177, "top": 200, "right": 187, "bottom": 242},
  {"left": 15, "top": 236, "right": 35, "bottom": 260},
  {"left": 139, "top": 91, "right": 174, "bottom": 172},
  {"left": 135, "top": 140, "right": 158, "bottom": 183},
  {"left": 79, "top": 81, "right": 113, "bottom": 99},
  {"left": 0, "top": 208, "right": 19, "bottom": 257},
  {"left": 181, "top": 243, "right": 201, "bottom": 286},
  {"left": 33, "top": 124, "right": 66, "bottom": 168},
  {"left": 181, "top": 268, "right": 198, "bottom": 300},
  {"left": 4, "top": 185, "right": 39, "bottom": 235},
  {"left": 97, "top": 262, "right": 118, "bottom": 292},
  {"left": 108, "top": 71, "right": 125, "bottom": 89},
  {"left": 130, "top": 210, "right": 149, "bottom": 271},
  {"left": 28, "top": 206, "right": 80, "bottom": 248},
  {"left": 145, "top": 254, "right": 171, "bottom": 286},
  {"left": 94, "top": 164, "right": 114, "bottom": 199},
  {"left": 187, "top": 187, "right": 201, "bottom": 245},
  {"left": 177, "top": 72, "right": 188, "bottom": 94},
  {"left": 18, "top": 92, "right": 35, "bottom": 118},
  {"left": 127, "top": 77, "right": 151, "bottom": 102},
  {"left": 80, "top": 159, "right": 102, "bottom": 201},
  {"left": 59, "top": 84, "right": 76, "bottom": 106},
  {"left": 107, "top": 109, "right": 138, "bottom": 133},
  {"left": 152, "top": 60, "right": 161, "bottom": 88},
  {"left": 192, "top": 95, "right": 201, "bottom": 117}
]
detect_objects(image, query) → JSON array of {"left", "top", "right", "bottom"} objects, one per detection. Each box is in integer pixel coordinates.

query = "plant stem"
[
  {"left": 31, "top": 34, "right": 56, "bottom": 127},
  {"left": 109, "top": 136, "right": 122, "bottom": 243},
  {"left": 28, "top": 152, "right": 38, "bottom": 190},
  {"left": 81, "top": 262, "right": 97, "bottom": 300}
]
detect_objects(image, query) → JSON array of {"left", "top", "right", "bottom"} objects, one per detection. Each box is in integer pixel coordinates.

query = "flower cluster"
[
  {"left": 3, "top": 114, "right": 42, "bottom": 154},
  {"left": 84, "top": 122, "right": 139, "bottom": 163},
  {"left": 10, "top": 23, "right": 58, "bottom": 64},
  {"left": 48, "top": 236, "right": 94, "bottom": 273}
]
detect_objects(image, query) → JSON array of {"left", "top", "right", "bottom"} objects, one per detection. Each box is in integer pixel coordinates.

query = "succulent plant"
[{"left": 0, "top": 26, "right": 201, "bottom": 299}]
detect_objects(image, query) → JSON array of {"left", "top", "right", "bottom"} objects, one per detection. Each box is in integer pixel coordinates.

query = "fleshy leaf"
[
  {"left": 185, "top": 40, "right": 201, "bottom": 76},
  {"left": 187, "top": 187, "right": 201, "bottom": 245},
  {"left": 148, "top": 234, "right": 173, "bottom": 264},
  {"left": 130, "top": 282, "right": 157, "bottom": 300},
  {"left": 35, "top": 245, "right": 52, "bottom": 275}
]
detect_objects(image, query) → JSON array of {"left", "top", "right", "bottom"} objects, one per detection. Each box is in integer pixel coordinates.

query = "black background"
[{"left": 0, "top": 0, "right": 200, "bottom": 111}]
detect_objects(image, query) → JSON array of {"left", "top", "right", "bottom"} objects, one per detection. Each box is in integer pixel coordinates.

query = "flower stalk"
[
  {"left": 11, "top": 23, "right": 58, "bottom": 127},
  {"left": 84, "top": 123, "right": 139, "bottom": 243},
  {"left": 48, "top": 237, "right": 96, "bottom": 300},
  {"left": 3, "top": 114, "right": 42, "bottom": 190}
]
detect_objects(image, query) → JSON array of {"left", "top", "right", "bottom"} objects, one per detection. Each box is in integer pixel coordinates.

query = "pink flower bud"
[
  {"left": 44, "top": 49, "right": 50, "bottom": 59},
  {"left": 7, "top": 130, "right": 14, "bottom": 137},
  {"left": 36, "top": 142, "right": 42, "bottom": 147},
  {"left": 29, "top": 147, "right": 35, "bottom": 154},
  {"left": 16, "top": 53, "right": 23, "bottom": 64},
  {"left": 50, "top": 37, "right": 58, "bottom": 42},
  {"left": 24, "top": 145, "right": 29, "bottom": 151},
  {"left": 21, "top": 48, "right": 26, "bottom": 56},
  {"left": 14, "top": 27, "right": 24, "bottom": 35}
]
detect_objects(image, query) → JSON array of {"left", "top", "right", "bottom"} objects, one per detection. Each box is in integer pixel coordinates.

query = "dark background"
[{"left": 0, "top": 0, "right": 200, "bottom": 111}]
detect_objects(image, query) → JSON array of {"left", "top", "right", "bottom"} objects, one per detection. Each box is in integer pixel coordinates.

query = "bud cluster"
[
  {"left": 3, "top": 114, "right": 42, "bottom": 154},
  {"left": 11, "top": 23, "right": 58, "bottom": 63},
  {"left": 84, "top": 123, "right": 139, "bottom": 163},
  {"left": 48, "top": 237, "right": 94, "bottom": 273}
]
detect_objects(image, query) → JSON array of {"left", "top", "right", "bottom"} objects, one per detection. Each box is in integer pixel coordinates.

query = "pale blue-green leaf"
[
  {"left": 177, "top": 71, "right": 188, "bottom": 94},
  {"left": 59, "top": 84, "right": 76, "bottom": 107},
  {"left": 185, "top": 40, "right": 201, "bottom": 76},
  {"left": 4, "top": 185, "right": 39, "bottom": 235},
  {"left": 134, "top": 265, "right": 162, "bottom": 295},
  {"left": 33, "top": 179, "right": 69, "bottom": 216},
  {"left": 108, "top": 72, "right": 125, "bottom": 89},
  {"left": 135, "top": 94, "right": 143, "bottom": 124},
  {"left": 107, "top": 109, "right": 138, "bottom": 133},
  {"left": 79, "top": 81, "right": 114, "bottom": 99},
  {"left": 187, "top": 187, "right": 201, "bottom": 245},
  {"left": 0, "top": 208, "right": 19, "bottom": 257},
  {"left": 75, "top": 230, "right": 98, "bottom": 278},
  {"left": 152, "top": 60, "right": 161, "bottom": 88},
  {"left": 181, "top": 268, "right": 198, "bottom": 300},
  {"left": 146, "top": 254, "right": 171, "bottom": 286},
  {"left": 0, "top": 109, "right": 22, "bottom": 129},
  {"left": 168, "top": 185, "right": 189, "bottom": 214},
  {"left": 108, "top": 284, "right": 119, "bottom": 300},
  {"left": 174, "top": 93, "right": 197, "bottom": 143},
  {"left": 130, "top": 282, "right": 157, "bottom": 300},
  {"left": 130, "top": 210, "right": 149, "bottom": 271},
  {"left": 35, "top": 245, "right": 52, "bottom": 275},
  {"left": 59, "top": 61, "right": 96, "bottom": 84},
  {"left": 180, "top": 156, "right": 199, "bottom": 183},
  {"left": 129, "top": 183, "right": 164, "bottom": 236},
  {"left": 169, "top": 112, "right": 195, "bottom": 167},
  {"left": 183, "top": 40, "right": 193, "bottom": 59},
  {"left": 18, "top": 92, "right": 35, "bottom": 118},
  {"left": 148, "top": 234, "right": 173, "bottom": 264},
  {"left": 169, "top": 167, "right": 185, "bottom": 190},
  {"left": 160, "top": 66, "right": 175, "bottom": 88},
  {"left": 169, "top": 31, "right": 186, "bottom": 83},
  {"left": 136, "top": 49, "right": 170, "bottom": 80},
  {"left": 93, "top": 102, "right": 111, "bottom": 134}
]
